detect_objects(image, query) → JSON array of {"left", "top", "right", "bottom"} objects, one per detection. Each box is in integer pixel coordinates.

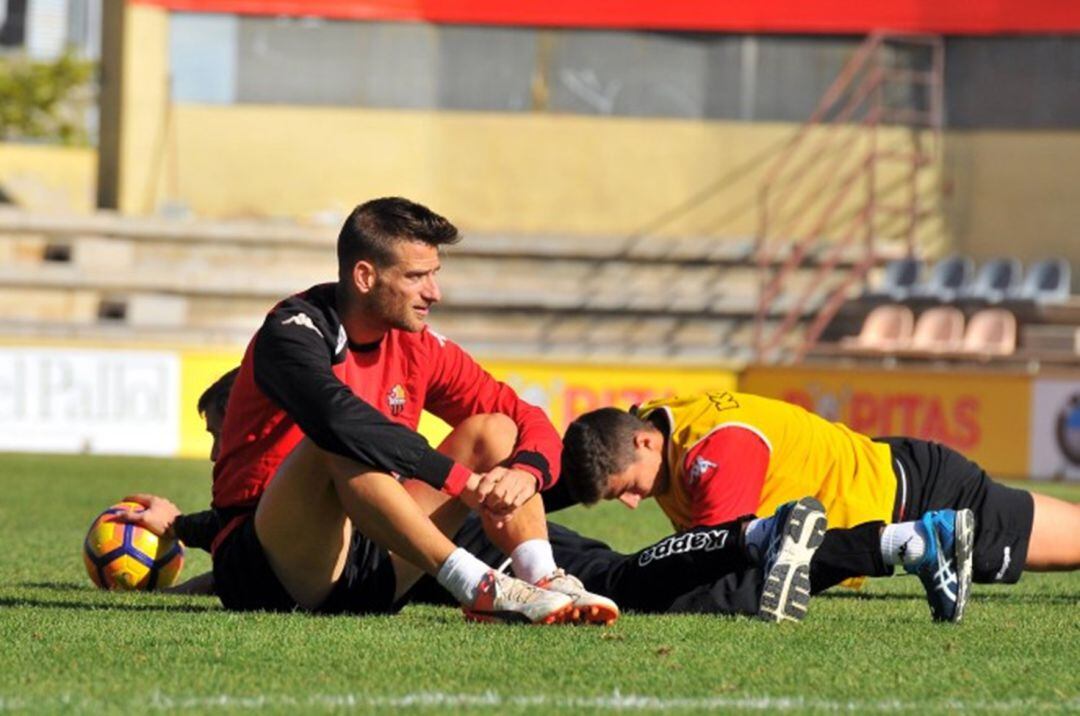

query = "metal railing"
[{"left": 753, "top": 32, "right": 944, "bottom": 362}]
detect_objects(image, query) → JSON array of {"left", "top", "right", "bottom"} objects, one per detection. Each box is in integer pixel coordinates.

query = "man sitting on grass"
[
  {"left": 118, "top": 197, "right": 615, "bottom": 625},
  {"left": 558, "top": 390, "right": 1080, "bottom": 622}
]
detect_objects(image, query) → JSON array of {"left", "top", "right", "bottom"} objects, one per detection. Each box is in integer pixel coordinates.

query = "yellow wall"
[
  {"left": 166, "top": 106, "right": 797, "bottom": 237},
  {"left": 0, "top": 143, "right": 95, "bottom": 213},
  {"left": 945, "top": 130, "right": 1080, "bottom": 267},
  {"left": 117, "top": 2, "right": 170, "bottom": 214}
]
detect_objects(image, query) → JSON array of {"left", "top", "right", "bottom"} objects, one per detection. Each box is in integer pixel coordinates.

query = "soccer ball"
[{"left": 82, "top": 501, "right": 185, "bottom": 590}]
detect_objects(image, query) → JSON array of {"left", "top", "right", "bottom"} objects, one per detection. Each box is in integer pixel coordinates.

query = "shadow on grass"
[
  {"left": 16, "top": 581, "right": 89, "bottom": 590},
  {"left": 819, "top": 591, "right": 1078, "bottom": 605},
  {"left": 0, "top": 595, "right": 221, "bottom": 613}
]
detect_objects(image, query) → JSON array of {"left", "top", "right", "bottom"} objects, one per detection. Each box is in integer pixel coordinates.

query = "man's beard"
[{"left": 371, "top": 289, "right": 424, "bottom": 333}]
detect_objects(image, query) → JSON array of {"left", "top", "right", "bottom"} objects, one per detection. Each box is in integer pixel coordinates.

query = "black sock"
[{"left": 809, "top": 522, "right": 892, "bottom": 593}]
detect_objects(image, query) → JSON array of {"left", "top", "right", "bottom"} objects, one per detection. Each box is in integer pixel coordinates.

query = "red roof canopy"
[{"left": 133, "top": 0, "right": 1080, "bottom": 35}]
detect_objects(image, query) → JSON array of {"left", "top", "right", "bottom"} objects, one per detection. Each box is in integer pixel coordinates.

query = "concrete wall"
[
  {"left": 70, "top": 3, "right": 1080, "bottom": 276},
  {"left": 945, "top": 130, "right": 1080, "bottom": 270},
  {"left": 0, "top": 143, "right": 95, "bottom": 212}
]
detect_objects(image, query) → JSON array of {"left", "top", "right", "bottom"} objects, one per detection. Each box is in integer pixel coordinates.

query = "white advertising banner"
[
  {"left": 1029, "top": 378, "right": 1080, "bottom": 481},
  {"left": 0, "top": 348, "right": 180, "bottom": 456}
]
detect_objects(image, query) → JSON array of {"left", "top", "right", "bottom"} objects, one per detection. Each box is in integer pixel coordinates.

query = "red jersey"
[{"left": 212, "top": 283, "right": 561, "bottom": 516}]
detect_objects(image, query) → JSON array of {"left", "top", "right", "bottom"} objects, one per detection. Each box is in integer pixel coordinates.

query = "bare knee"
[
  {"left": 438, "top": 413, "right": 518, "bottom": 472},
  {"left": 1027, "top": 492, "right": 1080, "bottom": 571}
]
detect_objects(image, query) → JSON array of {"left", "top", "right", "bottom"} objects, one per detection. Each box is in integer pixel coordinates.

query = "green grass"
[{"left": 0, "top": 453, "right": 1078, "bottom": 714}]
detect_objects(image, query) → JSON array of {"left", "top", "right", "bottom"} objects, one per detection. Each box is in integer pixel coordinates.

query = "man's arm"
[
  {"left": 423, "top": 332, "right": 562, "bottom": 492},
  {"left": 253, "top": 302, "right": 471, "bottom": 495},
  {"left": 684, "top": 426, "right": 771, "bottom": 527},
  {"left": 172, "top": 510, "right": 220, "bottom": 553}
]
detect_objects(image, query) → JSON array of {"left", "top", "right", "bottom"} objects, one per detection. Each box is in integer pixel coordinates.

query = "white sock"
[
  {"left": 743, "top": 517, "right": 771, "bottom": 563},
  {"left": 510, "top": 539, "right": 557, "bottom": 584},
  {"left": 435, "top": 548, "right": 490, "bottom": 606},
  {"left": 881, "top": 522, "right": 927, "bottom": 567}
]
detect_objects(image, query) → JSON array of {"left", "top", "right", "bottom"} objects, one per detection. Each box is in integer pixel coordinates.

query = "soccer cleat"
[
  {"left": 907, "top": 508, "right": 974, "bottom": 623},
  {"left": 537, "top": 569, "right": 620, "bottom": 626},
  {"left": 757, "top": 496, "right": 828, "bottom": 623},
  {"left": 463, "top": 570, "right": 575, "bottom": 625}
]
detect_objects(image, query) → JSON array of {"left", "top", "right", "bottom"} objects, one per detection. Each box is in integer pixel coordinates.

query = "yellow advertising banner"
[
  {"left": 179, "top": 350, "right": 738, "bottom": 458},
  {"left": 741, "top": 365, "right": 1031, "bottom": 478},
  {"left": 179, "top": 350, "right": 244, "bottom": 458},
  {"left": 423, "top": 360, "right": 739, "bottom": 446}
]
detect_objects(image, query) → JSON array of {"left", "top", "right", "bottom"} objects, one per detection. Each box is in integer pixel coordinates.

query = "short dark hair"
[
  {"left": 561, "top": 407, "right": 650, "bottom": 505},
  {"left": 337, "top": 197, "right": 461, "bottom": 280},
  {"left": 197, "top": 367, "right": 239, "bottom": 419}
]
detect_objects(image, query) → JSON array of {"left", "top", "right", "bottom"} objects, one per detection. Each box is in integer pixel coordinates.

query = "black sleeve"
[
  {"left": 252, "top": 301, "right": 455, "bottom": 489},
  {"left": 173, "top": 510, "right": 220, "bottom": 553},
  {"left": 540, "top": 478, "right": 579, "bottom": 513}
]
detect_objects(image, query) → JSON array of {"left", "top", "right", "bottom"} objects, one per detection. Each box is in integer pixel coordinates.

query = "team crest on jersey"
[
  {"left": 688, "top": 456, "right": 718, "bottom": 485},
  {"left": 387, "top": 384, "right": 407, "bottom": 416}
]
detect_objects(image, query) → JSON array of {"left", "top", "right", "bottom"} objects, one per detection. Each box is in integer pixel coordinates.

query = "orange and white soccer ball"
[{"left": 82, "top": 501, "right": 184, "bottom": 590}]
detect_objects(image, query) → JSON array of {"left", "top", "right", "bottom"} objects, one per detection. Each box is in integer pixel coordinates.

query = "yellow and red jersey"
[{"left": 639, "top": 391, "right": 896, "bottom": 532}]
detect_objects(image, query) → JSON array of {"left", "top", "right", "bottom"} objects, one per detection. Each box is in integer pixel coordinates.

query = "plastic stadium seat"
[
  {"left": 914, "top": 255, "right": 974, "bottom": 302},
  {"left": 1018, "top": 258, "right": 1072, "bottom": 304},
  {"left": 961, "top": 308, "right": 1017, "bottom": 356},
  {"left": 909, "top": 306, "right": 965, "bottom": 352},
  {"left": 868, "top": 257, "right": 923, "bottom": 301},
  {"left": 961, "top": 257, "right": 1022, "bottom": 303},
  {"left": 841, "top": 304, "right": 915, "bottom": 351}
]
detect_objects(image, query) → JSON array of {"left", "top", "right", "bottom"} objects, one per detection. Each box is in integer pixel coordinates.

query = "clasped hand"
[{"left": 460, "top": 467, "right": 538, "bottom": 523}]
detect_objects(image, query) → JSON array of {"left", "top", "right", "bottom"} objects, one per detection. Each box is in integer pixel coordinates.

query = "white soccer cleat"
[
  {"left": 463, "top": 570, "right": 575, "bottom": 625},
  {"left": 757, "top": 496, "right": 828, "bottom": 623},
  {"left": 537, "top": 568, "right": 620, "bottom": 626}
]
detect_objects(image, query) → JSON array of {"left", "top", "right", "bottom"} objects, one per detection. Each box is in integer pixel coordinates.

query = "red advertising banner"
[{"left": 133, "top": 0, "right": 1080, "bottom": 35}]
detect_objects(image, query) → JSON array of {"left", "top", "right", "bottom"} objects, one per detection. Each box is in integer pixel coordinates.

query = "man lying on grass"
[{"left": 558, "top": 390, "right": 1080, "bottom": 622}]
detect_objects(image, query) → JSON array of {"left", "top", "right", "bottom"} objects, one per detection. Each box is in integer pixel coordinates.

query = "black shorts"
[
  {"left": 878, "top": 437, "right": 1034, "bottom": 584},
  {"left": 212, "top": 515, "right": 400, "bottom": 614}
]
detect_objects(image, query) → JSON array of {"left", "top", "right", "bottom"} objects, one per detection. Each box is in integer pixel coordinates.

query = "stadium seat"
[
  {"left": 909, "top": 306, "right": 965, "bottom": 352},
  {"left": 913, "top": 255, "right": 974, "bottom": 302},
  {"left": 960, "top": 308, "right": 1017, "bottom": 356},
  {"left": 1017, "top": 258, "right": 1072, "bottom": 304},
  {"left": 840, "top": 303, "right": 915, "bottom": 351},
  {"left": 868, "top": 257, "right": 923, "bottom": 301},
  {"left": 961, "top": 257, "right": 1022, "bottom": 303},
  {"left": 963, "top": 258, "right": 1019, "bottom": 302}
]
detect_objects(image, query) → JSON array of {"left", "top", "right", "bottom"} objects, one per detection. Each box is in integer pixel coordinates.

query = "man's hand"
[
  {"left": 474, "top": 467, "right": 539, "bottom": 518},
  {"left": 112, "top": 494, "right": 182, "bottom": 539},
  {"left": 162, "top": 571, "right": 215, "bottom": 596}
]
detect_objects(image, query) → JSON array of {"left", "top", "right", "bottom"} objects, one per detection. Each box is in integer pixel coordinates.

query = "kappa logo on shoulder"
[
  {"left": 688, "top": 456, "right": 718, "bottom": 485},
  {"left": 282, "top": 312, "right": 323, "bottom": 338},
  {"left": 428, "top": 329, "right": 448, "bottom": 348},
  {"left": 707, "top": 391, "right": 739, "bottom": 411},
  {"left": 335, "top": 325, "right": 347, "bottom": 355}
]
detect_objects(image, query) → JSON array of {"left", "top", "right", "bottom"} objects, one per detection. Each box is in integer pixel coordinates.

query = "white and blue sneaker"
[
  {"left": 757, "top": 497, "right": 828, "bottom": 623},
  {"left": 907, "top": 509, "right": 974, "bottom": 623}
]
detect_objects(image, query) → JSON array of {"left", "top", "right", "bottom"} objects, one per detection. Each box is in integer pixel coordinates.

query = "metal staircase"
[{"left": 753, "top": 32, "right": 945, "bottom": 362}]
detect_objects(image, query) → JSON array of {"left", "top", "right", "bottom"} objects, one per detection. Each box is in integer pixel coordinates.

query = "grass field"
[{"left": 1, "top": 453, "right": 1077, "bottom": 714}]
